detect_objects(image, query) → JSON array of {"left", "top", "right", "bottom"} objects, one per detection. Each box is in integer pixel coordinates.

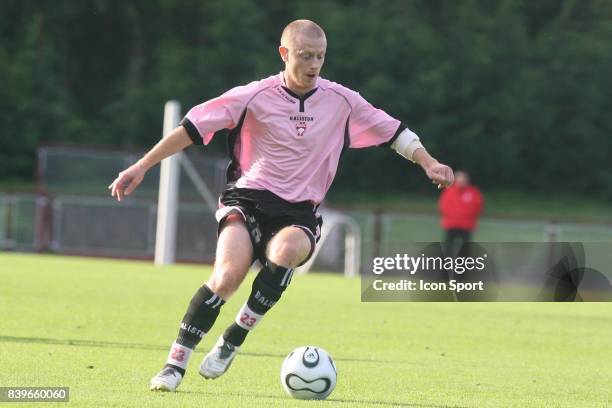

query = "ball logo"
[{"left": 302, "top": 347, "right": 320, "bottom": 367}]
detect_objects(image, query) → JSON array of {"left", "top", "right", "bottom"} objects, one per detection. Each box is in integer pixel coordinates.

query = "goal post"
[
  {"left": 154, "top": 101, "right": 181, "bottom": 266},
  {"left": 154, "top": 100, "right": 219, "bottom": 266}
]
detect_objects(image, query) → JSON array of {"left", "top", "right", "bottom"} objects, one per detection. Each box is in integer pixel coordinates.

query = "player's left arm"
[
  {"left": 390, "top": 128, "right": 454, "bottom": 189},
  {"left": 413, "top": 148, "right": 454, "bottom": 189}
]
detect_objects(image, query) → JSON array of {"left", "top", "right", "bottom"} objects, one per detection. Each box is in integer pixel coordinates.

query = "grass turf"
[{"left": 1, "top": 252, "right": 611, "bottom": 407}]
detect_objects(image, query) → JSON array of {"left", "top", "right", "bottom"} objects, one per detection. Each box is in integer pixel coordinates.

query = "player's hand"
[
  {"left": 108, "top": 162, "right": 147, "bottom": 202},
  {"left": 424, "top": 162, "right": 454, "bottom": 189}
]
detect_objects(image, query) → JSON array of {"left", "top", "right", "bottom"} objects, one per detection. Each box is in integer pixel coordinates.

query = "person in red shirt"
[{"left": 439, "top": 171, "right": 483, "bottom": 253}]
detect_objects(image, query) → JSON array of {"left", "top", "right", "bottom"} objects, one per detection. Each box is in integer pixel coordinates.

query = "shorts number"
[{"left": 247, "top": 215, "right": 262, "bottom": 243}]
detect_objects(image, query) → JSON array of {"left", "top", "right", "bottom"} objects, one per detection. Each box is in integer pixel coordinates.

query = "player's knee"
[
  {"left": 207, "top": 276, "right": 238, "bottom": 299},
  {"left": 208, "top": 265, "right": 246, "bottom": 298},
  {"left": 268, "top": 240, "right": 310, "bottom": 268}
]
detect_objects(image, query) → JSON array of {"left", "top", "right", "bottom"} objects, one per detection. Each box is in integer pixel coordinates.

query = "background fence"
[
  {"left": 2, "top": 144, "right": 612, "bottom": 270},
  {"left": 3, "top": 155, "right": 612, "bottom": 273}
]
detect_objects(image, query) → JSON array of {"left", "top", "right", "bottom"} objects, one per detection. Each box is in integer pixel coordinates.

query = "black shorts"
[{"left": 215, "top": 188, "right": 322, "bottom": 266}]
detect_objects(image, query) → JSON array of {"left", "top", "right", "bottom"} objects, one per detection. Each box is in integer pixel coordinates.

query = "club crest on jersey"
[
  {"left": 290, "top": 115, "right": 313, "bottom": 137},
  {"left": 296, "top": 121, "right": 307, "bottom": 137}
]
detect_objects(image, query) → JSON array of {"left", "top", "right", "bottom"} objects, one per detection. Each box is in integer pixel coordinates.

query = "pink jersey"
[{"left": 182, "top": 72, "right": 403, "bottom": 204}]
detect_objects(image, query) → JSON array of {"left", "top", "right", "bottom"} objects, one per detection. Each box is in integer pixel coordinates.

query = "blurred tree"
[
  {"left": 1, "top": 11, "right": 85, "bottom": 179},
  {"left": 0, "top": 0, "right": 610, "bottom": 199}
]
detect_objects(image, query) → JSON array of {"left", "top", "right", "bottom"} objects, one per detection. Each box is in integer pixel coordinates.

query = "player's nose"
[{"left": 310, "top": 61, "right": 322, "bottom": 71}]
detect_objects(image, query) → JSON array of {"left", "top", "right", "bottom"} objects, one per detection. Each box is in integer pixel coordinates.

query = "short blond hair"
[{"left": 280, "top": 19, "right": 326, "bottom": 47}]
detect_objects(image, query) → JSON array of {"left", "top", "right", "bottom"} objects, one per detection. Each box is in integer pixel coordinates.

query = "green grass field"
[{"left": 1, "top": 253, "right": 611, "bottom": 407}]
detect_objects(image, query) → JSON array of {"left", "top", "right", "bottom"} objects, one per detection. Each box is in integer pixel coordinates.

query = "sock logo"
[
  {"left": 170, "top": 347, "right": 185, "bottom": 362},
  {"left": 254, "top": 290, "right": 276, "bottom": 309},
  {"left": 204, "top": 293, "right": 224, "bottom": 309},
  {"left": 180, "top": 322, "right": 205, "bottom": 338},
  {"left": 167, "top": 342, "right": 193, "bottom": 370},
  {"left": 239, "top": 312, "right": 257, "bottom": 328},
  {"left": 280, "top": 268, "right": 294, "bottom": 287},
  {"left": 235, "top": 303, "right": 264, "bottom": 330}
]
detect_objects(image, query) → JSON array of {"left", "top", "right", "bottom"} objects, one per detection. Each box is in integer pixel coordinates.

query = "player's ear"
[{"left": 279, "top": 46, "right": 289, "bottom": 62}]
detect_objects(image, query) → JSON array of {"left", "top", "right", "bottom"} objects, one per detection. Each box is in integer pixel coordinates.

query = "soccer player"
[{"left": 109, "top": 19, "right": 454, "bottom": 392}]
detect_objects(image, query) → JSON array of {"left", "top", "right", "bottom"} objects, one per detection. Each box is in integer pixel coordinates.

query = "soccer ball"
[{"left": 280, "top": 346, "right": 337, "bottom": 400}]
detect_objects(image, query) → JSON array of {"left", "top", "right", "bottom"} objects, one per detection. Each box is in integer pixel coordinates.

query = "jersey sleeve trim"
[
  {"left": 180, "top": 117, "right": 203, "bottom": 145},
  {"left": 378, "top": 123, "right": 407, "bottom": 148}
]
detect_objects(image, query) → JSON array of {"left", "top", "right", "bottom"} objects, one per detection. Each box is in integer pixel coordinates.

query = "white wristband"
[{"left": 391, "top": 128, "right": 424, "bottom": 162}]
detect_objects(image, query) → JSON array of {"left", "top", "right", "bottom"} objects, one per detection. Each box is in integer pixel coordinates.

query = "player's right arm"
[
  {"left": 108, "top": 126, "right": 192, "bottom": 202},
  {"left": 109, "top": 77, "right": 271, "bottom": 202}
]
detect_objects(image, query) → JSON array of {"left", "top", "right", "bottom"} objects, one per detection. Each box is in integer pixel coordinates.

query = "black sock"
[
  {"left": 223, "top": 322, "right": 249, "bottom": 346},
  {"left": 164, "top": 363, "right": 186, "bottom": 377},
  {"left": 223, "top": 261, "right": 292, "bottom": 347},
  {"left": 176, "top": 284, "right": 225, "bottom": 349}
]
